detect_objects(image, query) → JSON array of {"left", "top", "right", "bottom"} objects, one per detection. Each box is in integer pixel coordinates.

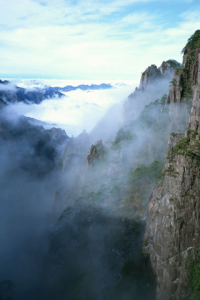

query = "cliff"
[
  {"left": 123, "top": 60, "right": 180, "bottom": 124},
  {"left": 139, "top": 60, "right": 180, "bottom": 90},
  {"left": 143, "top": 30, "right": 200, "bottom": 299},
  {"left": 42, "top": 52, "right": 186, "bottom": 300},
  {"left": 86, "top": 140, "right": 107, "bottom": 167},
  {"left": 5, "top": 30, "right": 200, "bottom": 300},
  {"left": 61, "top": 130, "right": 90, "bottom": 172}
]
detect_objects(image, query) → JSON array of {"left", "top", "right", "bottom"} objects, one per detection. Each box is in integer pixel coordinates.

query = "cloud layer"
[{"left": 4, "top": 80, "right": 135, "bottom": 136}]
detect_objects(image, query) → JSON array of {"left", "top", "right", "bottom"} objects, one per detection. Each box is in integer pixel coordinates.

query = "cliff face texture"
[
  {"left": 123, "top": 60, "right": 180, "bottom": 124},
  {"left": 139, "top": 60, "right": 180, "bottom": 90},
  {"left": 143, "top": 30, "right": 200, "bottom": 300}
]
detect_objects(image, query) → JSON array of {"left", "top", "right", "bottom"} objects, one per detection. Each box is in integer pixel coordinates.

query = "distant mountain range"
[
  {"left": 0, "top": 80, "right": 64, "bottom": 104},
  {"left": 0, "top": 80, "right": 115, "bottom": 104},
  {"left": 51, "top": 83, "right": 113, "bottom": 92}
]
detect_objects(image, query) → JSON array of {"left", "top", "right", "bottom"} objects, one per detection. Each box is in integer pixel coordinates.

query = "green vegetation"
[
  {"left": 160, "top": 94, "right": 167, "bottom": 106},
  {"left": 166, "top": 59, "right": 181, "bottom": 69},
  {"left": 175, "top": 66, "right": 183, "bottom": 75},
  {"left": 182, "top": 30, "right": 200, "bottom": 54},
  {"left": 177, "top": 30, "right": 200, "bottom": 100},
  {"left": 188, "top": 130, "right": 198, "bottom": 138},
  {"left": 137, "top": 96, "right": 170, "bottom": 137},
  {"left": 169, "top": 78, "right": 177, "bottom": 86},
  {"left": 170, "top": 132, "right": 178, "bottom": 137},
  {"left": 125, "top": 95, "right": 172, "bottom": 165},
  {"left": 181, "top": 75, "right": 192, "bottom": 99},
  {"left": 59, "top": 159, "right": 164, "bottom": 222},
  {"left": 123, "top": 161, "right": 164, "bottom": 216},
  {"left": 111, "top": 128, "right": 133, "bottom": 149},
  {"left": 169, "top": 136, "right": 200, "bottom": 161},
  {"left": 144, "top": 236, "right": 151, "bottom": 246},
  {"left": 171, "top": 137, "right": 190, "bottom": 156},
  {"left": 128, "top": 161, "right": 163, "bottom": 184},
  {"left": 185, "top": 249, "right": 200, "bottom": 299},
  {"left": 130, "top": 94, "right": 168, "bottom": 129},
  {"left": 45, "top": 30, "right": 200, "bottom": 300},
  {"left": 60, "top": 89, "right": 188, "bottom": 221}
]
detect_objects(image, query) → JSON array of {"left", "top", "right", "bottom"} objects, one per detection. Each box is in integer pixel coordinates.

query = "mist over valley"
[
  {"left": 1, "top": 1, "right": 200, "bottom": 299},
  {"left": 0, "top": 57, "right": 185, "bottom": 300}
]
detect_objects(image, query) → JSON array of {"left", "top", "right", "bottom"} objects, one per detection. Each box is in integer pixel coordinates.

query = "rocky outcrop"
[
  {"left": 143, "top": 30, "right": 200, "bottom": 299},
  {"left": 40, "top": 127, "right": 68, "bottom": 147},
  {"left": 188, "top": 49, "right": 200, "bottom": 132},
  {"left": 123, "top": 60, "right": 180, "bottom": 124},
  {"left": 166, "top": 32, "right": 200, "bottom": 107},
  {"left": 86, "top": 140, "right": 107, "bottom": 167},
  {"left": 139, "top": 64, "right": 161, "bottom": 90},
  {"left": 140, "top": 60, "right": 180, "bottom": 90},
  {"left": 60, "top": 130, "right": 90, "bottom": 172}
]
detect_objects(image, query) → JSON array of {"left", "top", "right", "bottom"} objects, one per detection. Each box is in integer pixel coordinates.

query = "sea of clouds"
[{"left": 5, "top": 79, "right": 137, "bottom": 136}]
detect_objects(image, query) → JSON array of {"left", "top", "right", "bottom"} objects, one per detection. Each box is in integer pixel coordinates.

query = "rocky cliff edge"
[{"left": 143, "top": 30, "right": 200, "bottom": 300}]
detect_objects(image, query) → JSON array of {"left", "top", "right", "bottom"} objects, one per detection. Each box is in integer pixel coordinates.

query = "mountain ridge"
[
  {"left": 143, "top": 29, "right": 200, "bottom": 300},
  {"left": 0, "top": 80, "right": 64, "bottom": 104}
]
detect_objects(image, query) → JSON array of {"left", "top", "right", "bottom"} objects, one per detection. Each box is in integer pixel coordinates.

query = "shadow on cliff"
[
  {"left": 0, "top": 108, "right": 68, "bottom": 300},
  {"left": 23, "top": 208, "right": 156, "bottom": 300}
]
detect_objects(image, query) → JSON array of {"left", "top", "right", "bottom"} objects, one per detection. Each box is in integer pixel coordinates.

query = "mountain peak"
[{"left": 139, "top": 60, "right": 180, "bottom": 90}]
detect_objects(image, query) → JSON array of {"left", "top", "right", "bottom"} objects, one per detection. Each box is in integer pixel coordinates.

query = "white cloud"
[
  {"left": 0, "top": 82, "right": 17, "bottom": 92},
  {"left": 0, "top": 0, "right": 199, "bottom": 79},
  {"left": 4, "top": 83, "right": 135, "bottom": 136}
]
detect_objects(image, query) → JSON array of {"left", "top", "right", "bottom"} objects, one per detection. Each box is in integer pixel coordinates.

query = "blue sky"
[{"left": 0, "top": 0, "right": 200, "bottom": 80}]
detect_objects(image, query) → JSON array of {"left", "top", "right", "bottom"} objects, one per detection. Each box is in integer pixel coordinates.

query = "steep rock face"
[
  {"left": 61, "top": 130, "right": 90, "bottom": 172},
  {"left": 188, "top": 49, "right": 200, "bottom": 132},
  {"left": 123, "top": 60, "right": 180, "bottom": 124},
  {"left": 143, "top": 31, "right": 200, "bottom": 300},
  {"left": 40, "top": 127, "right": 68, "bottom": 147},
  {"left": 139, "top": 64, "right": 161, "bottom": 90},
  {"left": 165, "top": 33, "right": 200, "bottom": 130},
  {"left": 86, "top": 140, "right": 107, "bottom": 167},
  {"left": 139, "top": 60, "right": 179, "bottom": 90}
]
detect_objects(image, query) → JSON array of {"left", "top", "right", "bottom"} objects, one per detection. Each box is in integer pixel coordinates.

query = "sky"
[{"left": 0, "top": 0, "right": 200, "bottom": 80}]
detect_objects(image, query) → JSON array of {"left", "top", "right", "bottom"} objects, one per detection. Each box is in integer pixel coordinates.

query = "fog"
[
  {"left": 0, "top": 82, "right": 17, "bottom": 92},
  {"left": 4, "top": 82, "right": 135, "bottom": 136},
  {"left": 9, "top": 79, "right": 135, "bottom": 90},
  {"left": 0, "top": 72, "right": 190, "bottom": 300}
]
